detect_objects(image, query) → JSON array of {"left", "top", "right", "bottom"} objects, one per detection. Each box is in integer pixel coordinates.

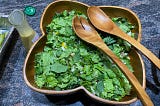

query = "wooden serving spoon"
[
  {"left": 87, "top": 6, "right": 160, "bottom": 70},
  {"left": 72, "top": 16, "right": 153, "bottom": 106}
]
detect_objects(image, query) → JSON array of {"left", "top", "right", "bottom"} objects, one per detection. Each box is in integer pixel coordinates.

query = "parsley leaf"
[{"left": 51, "top": 63, "right": 68, "bottom": 73}]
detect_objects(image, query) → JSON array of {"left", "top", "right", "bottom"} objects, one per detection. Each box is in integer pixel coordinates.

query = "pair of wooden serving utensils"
[{"left": 73, "top": 6, "right": 160, "bottom": 106}]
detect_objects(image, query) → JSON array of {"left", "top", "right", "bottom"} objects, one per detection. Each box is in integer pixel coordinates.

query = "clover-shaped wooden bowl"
[{"left": 23, "top": 0, "right": 145, "bottom": 105}]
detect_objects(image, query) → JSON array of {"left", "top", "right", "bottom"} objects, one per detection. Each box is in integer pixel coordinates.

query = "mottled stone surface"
[{"left": 0, "top": 0, "right": 160, "bottom": 106}]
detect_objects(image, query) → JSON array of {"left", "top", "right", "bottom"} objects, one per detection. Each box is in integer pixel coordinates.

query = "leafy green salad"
[{"left": 34, "top": 10, "right": 136, "bottom": 101}]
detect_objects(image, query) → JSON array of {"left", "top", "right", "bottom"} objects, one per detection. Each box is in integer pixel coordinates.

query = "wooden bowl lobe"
[
  {"left": 40, "top": 0, "right": 89, "bottom": 35},
  {"left": 24, "top": 37, "right": 145, "bottom": 104},
  {"left": 119, "top": 49, "right": 145, "bottom": 102},
  {"left": 24, "top": 35, "right": 47, "bottom": 88}
]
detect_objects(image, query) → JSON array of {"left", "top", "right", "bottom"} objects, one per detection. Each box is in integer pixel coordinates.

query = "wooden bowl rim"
[
  {"left": 40, "top": 0, "right": 89, "bottom": 36},
  {"left": 24, "top": 0, "right": 145, "bottom": 105},
  {"left": 40, "top": 1, "right": 142, "bottom": 42}
]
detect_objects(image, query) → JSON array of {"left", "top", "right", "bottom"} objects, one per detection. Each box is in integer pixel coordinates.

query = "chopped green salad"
[{"left": 34, "top": 10, "right": 136, "bottom": 101}]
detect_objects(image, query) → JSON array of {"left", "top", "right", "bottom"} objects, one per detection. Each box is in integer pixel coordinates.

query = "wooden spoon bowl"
[
  {"left": 23, "top": 0, "right": 145, "bottom": 105},
  {"left": 98, "top": 6, "right": 142, "bottom": 42}
]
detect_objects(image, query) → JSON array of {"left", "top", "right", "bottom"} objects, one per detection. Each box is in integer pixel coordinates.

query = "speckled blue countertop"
[{"left": 0, "top": 0, "right": 160, "bottom": 106}]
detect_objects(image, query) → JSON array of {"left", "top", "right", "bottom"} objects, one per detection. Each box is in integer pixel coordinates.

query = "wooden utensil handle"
[
  {"left": 100, "top": 44, "right": 154, "bottom": 106},
  {"left": 111, "top": 26, "right": 160, "bottom": 70}
]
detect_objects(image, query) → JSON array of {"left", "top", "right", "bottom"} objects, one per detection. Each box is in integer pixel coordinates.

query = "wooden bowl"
[{"left": 23, "top": 0, "right": 145, "bottom": 105}]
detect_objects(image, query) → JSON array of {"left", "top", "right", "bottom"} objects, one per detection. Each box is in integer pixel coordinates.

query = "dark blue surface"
[{"left": 0, "top": 0, "right": 160, "bottom": 106}]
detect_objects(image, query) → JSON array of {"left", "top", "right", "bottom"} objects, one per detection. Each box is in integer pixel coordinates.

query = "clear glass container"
[{"left": 8, "top": 9, "right": 37, "bottom": 51}]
